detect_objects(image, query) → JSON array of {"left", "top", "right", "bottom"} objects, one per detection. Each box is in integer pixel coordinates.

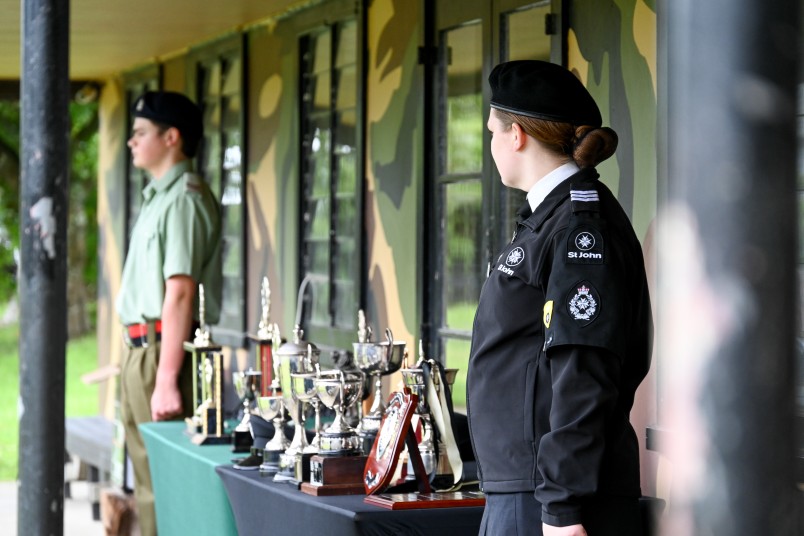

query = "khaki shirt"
[{"left": 116, "top": 160, "right": 222, "bottom": 326}]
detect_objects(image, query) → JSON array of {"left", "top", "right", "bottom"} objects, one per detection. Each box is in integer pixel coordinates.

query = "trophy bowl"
[
  {"left": 290, "top": 371, "right": 322, "bottom": 452},
  {"left": 256, "top": 395, "right": 290, "bottom": 452},
  {"left": 353, "top": 339, "right": 406, "bottom": 375},
  {"left": 234, "top": 371, "right": 262, "bottom": 424},
  {"left": 314, "top": 370, "right": 365, "bottom": 455},
  {"left": 354, "top": 329, "right": 407, "bottom": 439}
]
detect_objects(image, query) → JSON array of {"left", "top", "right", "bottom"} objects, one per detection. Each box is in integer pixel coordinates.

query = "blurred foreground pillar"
[
  {"left": 17, "top": 0, "right": 70, "bottom": 534},
  {"left": 659, "top": 0, "right": 801, "bottom": 534}
]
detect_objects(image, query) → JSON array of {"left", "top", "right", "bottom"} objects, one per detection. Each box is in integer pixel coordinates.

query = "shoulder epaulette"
[
  {"left": 569, "top": 183, "right": 600, "bottom": 214},
  {"left": 182, "top": 172, "right": 204, "bottom": 194}
]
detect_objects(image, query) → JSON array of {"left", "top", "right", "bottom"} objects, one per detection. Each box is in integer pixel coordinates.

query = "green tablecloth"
[{"left": 139, "top": 421, "right": 237, "bottom": 536}]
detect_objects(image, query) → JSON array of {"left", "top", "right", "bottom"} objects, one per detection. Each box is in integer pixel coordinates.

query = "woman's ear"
[{"left": 511, "top": 122, "right": 527, "bottom": 152}]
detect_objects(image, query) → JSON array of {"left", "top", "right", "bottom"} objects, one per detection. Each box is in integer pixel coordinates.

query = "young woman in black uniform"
[{"left": 466, "top": 61, "right": 652, "bottom": 536}]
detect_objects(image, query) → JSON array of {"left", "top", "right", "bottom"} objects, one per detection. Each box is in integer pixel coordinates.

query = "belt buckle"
[{"left": 123, "top": 329, "right": 148, "bottom": 349}]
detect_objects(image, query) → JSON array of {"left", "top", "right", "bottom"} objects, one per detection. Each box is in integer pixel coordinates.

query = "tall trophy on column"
[
  {"left": 184, "top": 284, "right": 228, "bottom": 445},
  {"left": 241, "top": 277, "right": 279, "bottom": 459}
]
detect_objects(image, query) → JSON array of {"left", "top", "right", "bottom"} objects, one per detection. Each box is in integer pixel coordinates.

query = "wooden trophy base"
[
  {"left": 364, "top": 490, "right": 486, "bottom": 510},
  {"left": 300, "top": 455, "right": 368, "bottom": 496}
]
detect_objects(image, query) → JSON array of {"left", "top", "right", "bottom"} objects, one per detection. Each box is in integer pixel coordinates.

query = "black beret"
[
  {"left": 489, "top": 60, "right": 602, "bottom": 127},
  {"left": 132, "top": 91, "right": 203, "bottom": 142}
]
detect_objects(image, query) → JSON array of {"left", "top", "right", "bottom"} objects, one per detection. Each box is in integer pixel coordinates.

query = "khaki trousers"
[{"left": 120, "top": 337, "right": 193, "bottom": 536}]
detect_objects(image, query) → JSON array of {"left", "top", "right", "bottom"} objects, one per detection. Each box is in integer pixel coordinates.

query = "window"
[
  {"left": 298, "top": 18, "right": 363, "bottom": 349},
  {"left": 123, "top": 66, "right": 160, "bottom": 249},
  {"left": 427, "top": 0, "right": 560, "bottom": 409},
  {"left": 191, "top": 38, "right": 247, "bottom": 344}
]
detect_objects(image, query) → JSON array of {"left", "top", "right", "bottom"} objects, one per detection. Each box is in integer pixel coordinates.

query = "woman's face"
[{"left": 488, "top": 109, "right": 520, "bottom": 189}]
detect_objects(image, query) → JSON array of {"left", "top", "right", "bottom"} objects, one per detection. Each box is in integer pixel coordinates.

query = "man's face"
[{"left": 127, "top": 117, "right": 170, "bottom": 173}]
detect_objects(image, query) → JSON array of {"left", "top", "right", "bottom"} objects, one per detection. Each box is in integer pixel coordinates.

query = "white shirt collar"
[{"left": 526, "top": 161, "right": 580, "bottom": 212}]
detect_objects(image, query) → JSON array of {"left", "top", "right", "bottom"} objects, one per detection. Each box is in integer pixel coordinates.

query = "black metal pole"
[
  {"left": 663, "top": 0, "right": 800, "bottom": 534},
  {"left": 18, "top": 0, "right": 70, "bottom": 534}
]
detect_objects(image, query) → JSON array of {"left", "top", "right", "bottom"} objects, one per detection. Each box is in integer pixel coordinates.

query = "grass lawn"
[{"left": 0, "top": 322, "right": 99, "bottom": 481}]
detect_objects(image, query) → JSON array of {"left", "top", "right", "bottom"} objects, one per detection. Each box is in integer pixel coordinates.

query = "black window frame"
[
  {"left": 122, "top": 65, "right": 162, "bottom": 253},
  {"left": 187, "top": 34, "right": 249, "bottom": 348},
  {"left": 295, "top": 2, "right": 367, "bottom": 353},
  {"left": 423, "top": 0, "right": 565, "bottom": 406}
]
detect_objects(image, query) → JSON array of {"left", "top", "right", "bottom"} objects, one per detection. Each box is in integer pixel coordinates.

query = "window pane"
[
  {"left": 335, "top": 197, "right": 357, "bottom": 235},
  {"left": 335, "top": 65, "right": 357, "bottom": 110},
  {"left": 335, "top": 20, "right": 356, "bottom": 68},
  {"left": 222, "top": 56, "right": 241, "bottom": 96},
  {"left": 333, "top": 280, "right": 356, "bottom": 328},
  {"left": 443, "top": 180, "right": 483, "bottom": 331},
  {"left": 443, "top": 338, "right": 471, "bottom": 411},
  {"left": 312, "top": 72, "right": 332, "bottom": 112},
  {"left": 308, "top": 279, "right": 330, "bottom": 325},
  {"left": 334, "top": 237, "right": 355, "bottom": 279},
  {"left": 306, "top": 197, "right": 331, "bottom": 241},
  {"left": 300, "top": 19, "right": 359, "bottom": 334},
  {"left": 195, "top": 47, "right": 245, "bottom": 335},
  {"left": 506, "top": 4, "right": 551, "bottom": 62},
  {"left": 445, "top": 24, "right": 483, "bottom": 174},
  {"left": 312, "top": 30, "right": 332, "bottom": 74},
  {"left": 501, "top": 4, "right": 553, "bottom": 233}
]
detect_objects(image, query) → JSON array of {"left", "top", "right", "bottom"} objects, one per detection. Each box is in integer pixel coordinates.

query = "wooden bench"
[{"left": 65, "top": 416, "right": 115, "bottom": 521}]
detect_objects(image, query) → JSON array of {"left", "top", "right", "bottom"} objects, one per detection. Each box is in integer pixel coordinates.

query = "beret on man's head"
[
  {"left": 132, "top": 91, "right": 203, "bottom": 142},
  {"left": 489, "top": 60, "right": 602, "bottom": 127}
]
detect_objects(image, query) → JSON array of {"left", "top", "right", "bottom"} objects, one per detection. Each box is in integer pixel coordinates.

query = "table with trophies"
[{"left": 144, "top": 279, "right": 484, "bottom": 535}]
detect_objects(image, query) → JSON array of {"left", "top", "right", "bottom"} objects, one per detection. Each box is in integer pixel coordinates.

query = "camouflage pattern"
[{"left": 94, "top": 0, "right": 659, "bottom": 493}]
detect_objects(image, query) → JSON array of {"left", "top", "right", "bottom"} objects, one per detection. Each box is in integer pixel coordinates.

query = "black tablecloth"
[{"left": 216, "top": 465, "right": 484, "bottom": 536}]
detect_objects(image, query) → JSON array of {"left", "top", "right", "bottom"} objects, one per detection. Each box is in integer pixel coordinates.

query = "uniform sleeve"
[
  {"left": 160, "top": 194, "right": 209, "bottom": 282},
  {"left": 535, "top": 344, "right": 621, "bottom": 525},
  {"left": 543, "top": 217, "right": 628, "bottom": 359}
]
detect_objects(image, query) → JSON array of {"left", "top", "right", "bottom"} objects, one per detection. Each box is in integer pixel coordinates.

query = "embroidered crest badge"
[
  {"left": 506, "top": 247, "right": 525, "bottom": 267},
  {"left": 566, "top": 226, "right": 604, "bottom": 264},
  {"left": 567, "top": 281, "right": 600, "bottom": 326}
]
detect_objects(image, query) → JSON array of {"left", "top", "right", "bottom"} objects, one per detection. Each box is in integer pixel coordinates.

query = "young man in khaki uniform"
[{"left": 116, "top": 91, "right": 222, "bottom": 536}]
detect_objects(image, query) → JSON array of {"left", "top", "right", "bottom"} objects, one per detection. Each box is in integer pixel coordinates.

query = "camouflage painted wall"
[
  {"left": 93, "top": 0, "right": 660, "bottom": 493},
  {"left": 568, "top": 0, "right": 660, "bottom": 497},
  {"left": 363, "top": 0, "right": 422, "bottom": 351}
]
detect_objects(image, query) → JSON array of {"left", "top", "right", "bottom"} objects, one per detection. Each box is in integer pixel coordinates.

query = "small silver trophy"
[
  {"left": 232, "top": 368, "right": 262, "bottom": 452},
  {"left": 352, "top": 312, "right": 406, "bottom": 454},
  {"left": 275, "top": 325, "right": 320, "bottom": 482},
  {"left": 314, "top": 369, "right": 365, "bottom": 455}
]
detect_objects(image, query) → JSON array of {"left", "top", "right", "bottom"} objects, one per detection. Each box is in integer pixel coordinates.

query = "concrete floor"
[{"left": 0, "top": 479, "right": 105, "bottom": 536}]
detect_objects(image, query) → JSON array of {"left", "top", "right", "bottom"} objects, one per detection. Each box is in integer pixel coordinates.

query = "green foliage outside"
[
  {"left": 0, "top": 99, "right": 99, "bottom": 334},
  {"left": 0, "top": 320, "right": 99, "bottom": 481}
]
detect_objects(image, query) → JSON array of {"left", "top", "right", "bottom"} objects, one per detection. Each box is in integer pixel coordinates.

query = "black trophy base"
[
  {"left": 275, "top": 452, "right": 313, "bottom": 487},
  {"left": 301, "top": 454, "right": 368, "bottom": 496},
  {"left": 232, "top": 429, "right": 253, "bottom": 453},
  {"left": 358, "top": 429, "right": 378, "bottom": 456},
  {"left": 288, "top": 453, "right": 314, "bottom": 488}
]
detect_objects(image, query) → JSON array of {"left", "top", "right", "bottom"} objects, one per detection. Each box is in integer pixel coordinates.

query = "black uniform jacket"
[{"left": 466, "top": 167, "right": 652, "bottom": 527}]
